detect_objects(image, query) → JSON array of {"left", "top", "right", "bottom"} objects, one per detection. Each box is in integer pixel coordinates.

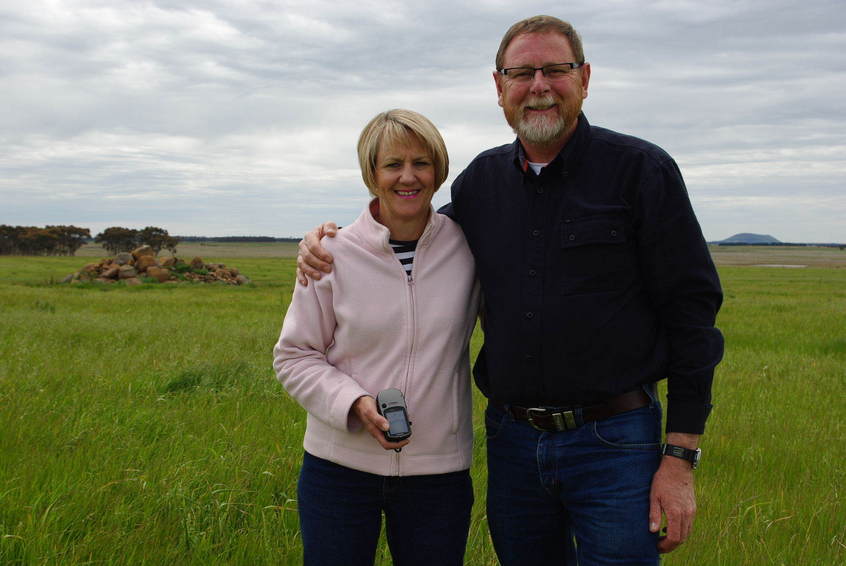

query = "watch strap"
[{"left": 661, "top": 443, "right": 701, "bottom": 469}]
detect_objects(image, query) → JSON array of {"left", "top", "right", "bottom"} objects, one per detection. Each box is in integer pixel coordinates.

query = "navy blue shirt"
[{"left": 441, "top": 114, "right": 723, "bottom": 434}]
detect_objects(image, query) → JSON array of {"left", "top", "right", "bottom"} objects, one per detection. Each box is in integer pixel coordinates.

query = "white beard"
[
  {"left": 509, "top": 95, "right": 579, "bottom": 146},
  {"left": 513, "top": 113, "right": 567, "bottom": 145}
]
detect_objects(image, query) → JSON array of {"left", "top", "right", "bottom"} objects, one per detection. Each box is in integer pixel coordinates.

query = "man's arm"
[
  {"left": 296, "top": 222, "right": 338, "bottom": 286},
  {"left": 634, "top": 155, "right": 723, "bottom": 553}
]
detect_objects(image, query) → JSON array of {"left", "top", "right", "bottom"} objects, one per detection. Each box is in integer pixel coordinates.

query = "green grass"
[{"left": 0, "top": 255, "right": 844, "bottom": 565}]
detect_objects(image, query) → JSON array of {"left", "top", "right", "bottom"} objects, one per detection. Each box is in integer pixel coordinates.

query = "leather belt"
[{"left": 499, "top": 388, "right": 651, "bottom": 432}]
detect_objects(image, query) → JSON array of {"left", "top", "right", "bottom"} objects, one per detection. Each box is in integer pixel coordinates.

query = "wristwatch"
[{"left": 661, "top": 444, "right": 701, "bottom": 469}]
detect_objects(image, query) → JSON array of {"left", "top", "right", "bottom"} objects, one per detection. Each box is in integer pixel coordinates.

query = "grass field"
[{"left": 1, "top": 247, "right": 844, "bottom": 565}]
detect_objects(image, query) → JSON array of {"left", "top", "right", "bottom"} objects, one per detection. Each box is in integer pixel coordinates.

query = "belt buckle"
[{"left": 526, "top": 407, "right": 577, "bottom": 432}]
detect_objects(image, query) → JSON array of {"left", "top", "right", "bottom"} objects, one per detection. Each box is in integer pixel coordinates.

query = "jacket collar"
[{"left": 348, "top": 198, "right": 442, "bottom": 254}]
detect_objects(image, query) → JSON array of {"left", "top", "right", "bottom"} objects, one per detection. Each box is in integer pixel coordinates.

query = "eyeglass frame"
[{"left": 497, "top": 62, "right": 586, "bottom": 81}]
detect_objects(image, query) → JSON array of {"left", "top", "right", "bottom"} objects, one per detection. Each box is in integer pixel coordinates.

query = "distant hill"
[{"left": 716, "top": 233, "right": 782, "bottom": 244}]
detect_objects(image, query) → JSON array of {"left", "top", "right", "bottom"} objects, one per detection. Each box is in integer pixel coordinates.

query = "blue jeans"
[
  {"left": 485, "top": 387, "right": 662, "bottom": 566},
  {"left": 297, "top": 451, "right": 473, "bottom": 566}
]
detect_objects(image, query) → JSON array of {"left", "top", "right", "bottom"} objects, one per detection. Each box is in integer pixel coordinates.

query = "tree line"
[
  {"left": 0, "top": 225, "right": 91, "bottom": 256},
  {"left": 94, "top": 226, "right": 179, "bottom": 255},
  {"left": 0, "top": 225, "right": 179, "bottom": 256}
]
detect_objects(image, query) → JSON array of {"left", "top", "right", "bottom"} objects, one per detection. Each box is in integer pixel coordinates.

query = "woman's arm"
[
  {"left": 273, "top": 274, "right": 369, "bottom": 431},
  {"left": 273, "top": 273, "right": 409, "bottom": 450}
]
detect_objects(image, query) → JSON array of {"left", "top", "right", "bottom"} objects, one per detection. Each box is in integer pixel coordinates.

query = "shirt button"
[
  {"left": 568, "top": 234, "right": 576, "bottom": 241},
  {"left": 611, "top": 230, "right": 618, "bottom": 237},
  {"left": 525, "top": 311, "right": 534, "bottom": 319},
  {"left": 528, "top": 269, "right": 537, "bottom": 277},
  {"left": 536, "top": 187, "right": 544, "bottom": 194},
  {"left": 532, "top": 229, "right": 541, "bottom": 237}
]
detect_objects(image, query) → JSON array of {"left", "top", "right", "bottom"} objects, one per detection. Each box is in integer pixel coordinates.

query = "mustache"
[{"left": 522, "top": 96, "right": 558, "bottom": 110}]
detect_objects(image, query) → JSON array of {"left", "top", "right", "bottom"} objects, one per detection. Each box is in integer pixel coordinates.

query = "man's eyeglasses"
[{"left": 498, "top": 62, "right": 585, "bottom": 82}]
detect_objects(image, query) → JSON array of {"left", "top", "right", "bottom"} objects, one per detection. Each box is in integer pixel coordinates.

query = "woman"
[{"left": 273, "top": 109, "right": 479, "bottom": 566}]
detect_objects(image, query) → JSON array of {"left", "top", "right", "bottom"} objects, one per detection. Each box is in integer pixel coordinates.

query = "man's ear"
[
  {"left": 580, "top": 62, "right": 591, "bottom": 100},
  {"left": 493, "top": 70, "right": 504, "bottom": 107}
]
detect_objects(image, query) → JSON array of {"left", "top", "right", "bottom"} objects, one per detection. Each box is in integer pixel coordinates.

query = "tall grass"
[{"left": 0, "top": 256, "right": 843, "bottom": 565}]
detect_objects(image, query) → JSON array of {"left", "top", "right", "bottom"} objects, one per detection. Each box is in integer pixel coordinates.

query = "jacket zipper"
[{"left": 395, "top": 236, "right": 425, "bottom": 477}]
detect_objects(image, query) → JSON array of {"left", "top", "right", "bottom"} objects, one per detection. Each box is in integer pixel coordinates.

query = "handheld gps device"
[{"left": 376, "top": 388, "right": 412, "bottom": 449}]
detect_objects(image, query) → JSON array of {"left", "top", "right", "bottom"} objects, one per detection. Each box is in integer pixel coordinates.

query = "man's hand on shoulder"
[
  {"left": 296, "top": 222, "right": 338, "bottom": 286},
  {"left": 650, "top": 432, "right": 700, "bottom": 554}
]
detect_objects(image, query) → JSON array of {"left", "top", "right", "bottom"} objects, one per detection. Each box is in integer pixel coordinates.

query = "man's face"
[{"left": 494, "top": 31, "right": 590, "bottom": 149}]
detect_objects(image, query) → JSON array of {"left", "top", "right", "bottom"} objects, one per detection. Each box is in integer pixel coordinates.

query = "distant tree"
[
  {"left": 138, "top": 226, "right": 173, "bottom": 255},
  {"left": 0, "top": 225, "right": 24, "bottom": 255},
  {"left": 95, "top": 227, "right": 139, "bottom": 255},
  {"left": 19, "top": 227, "right": 59, "bottom": 255},
  {"left": 163, "top": 235, "right": 179, "bottom": 256},
  {"left": 46, "top": 225, "right": 91, "bottom": 256}
]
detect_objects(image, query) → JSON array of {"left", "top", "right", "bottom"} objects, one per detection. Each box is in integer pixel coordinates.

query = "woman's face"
[{"left": 373, "top": 135, "right": 436, "bottom": 229}]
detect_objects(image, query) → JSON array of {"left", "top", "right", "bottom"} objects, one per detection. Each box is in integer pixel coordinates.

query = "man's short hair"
[
  {"left": 357, "top": 109, "right": 449, "bottom": 196},
  {"left": 495, "top": 15, "right": 585, "bottom": 70}
]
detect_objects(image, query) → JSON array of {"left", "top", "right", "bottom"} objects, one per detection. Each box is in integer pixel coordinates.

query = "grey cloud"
[{"left": 1, "top": 0, "right": 844, "bottom": 242}]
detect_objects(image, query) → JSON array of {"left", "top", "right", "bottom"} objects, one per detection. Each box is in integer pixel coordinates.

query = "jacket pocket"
[
  {"left": 560, "top": 214, "right": 628, "bottom": 248},
  {"left": 558, "top": 214, "right": 635, "bottom": 295}
]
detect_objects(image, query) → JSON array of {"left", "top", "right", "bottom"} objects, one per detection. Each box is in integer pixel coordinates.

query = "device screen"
[{"left": 385, "top": 408, "right": 409, "bottom": 435}]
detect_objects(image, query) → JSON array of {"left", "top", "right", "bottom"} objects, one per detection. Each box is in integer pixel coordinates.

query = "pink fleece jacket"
[{"left": 273, "top": 200, "right": 480, "bottom": 476}]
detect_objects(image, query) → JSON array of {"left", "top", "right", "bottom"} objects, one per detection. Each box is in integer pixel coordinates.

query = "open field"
[
  {"left": 708, "top": 245, "right": 846, "bottom": 268},
  {"left": 1, "top": 247, "right": 844, "bottom": 565}
]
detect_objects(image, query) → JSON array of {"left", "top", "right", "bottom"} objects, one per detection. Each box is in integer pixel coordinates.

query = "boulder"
[
  {"left": 101, "top": 266, "right": 120, "bottom": 279},
  {"left": 135, "top": 255, "right": 158, "bottom": 272},
  {"left": 123, "top": 277, "right": 142, "bottom": 286},
  {"left": 132, "top": 245, "right": 155, "bottom": 259},
  {"left": 235, "top": 274, "right": 251, "bottom": 285},
  {"left": 118, "top": 265, "right": 138, "bottom": 279},
  {"left": 190, "top": 257, "right": 205, "bottom": 270},
  {"left": 114, "top": 252, "right": 133, "bottom": 265},
  {"left": 160, "top": 257, "right": 177, "bottom": 267},
  {"left": 146, "top": 266, "right": 171, "bottom": 283}
]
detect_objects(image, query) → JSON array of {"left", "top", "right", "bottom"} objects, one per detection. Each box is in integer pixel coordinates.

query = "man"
[{"left": 297, "top": 15, "right": 723, "bottom": 565}]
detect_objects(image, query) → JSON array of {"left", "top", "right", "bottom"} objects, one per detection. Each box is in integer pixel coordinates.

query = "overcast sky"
[{"left": 2, "top": 0, "right": 844, "bottom": 242}]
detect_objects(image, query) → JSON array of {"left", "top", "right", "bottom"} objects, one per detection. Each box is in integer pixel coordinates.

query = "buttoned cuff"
[{"left": 666, "top": 401, "right": 712, "bottom": 434}]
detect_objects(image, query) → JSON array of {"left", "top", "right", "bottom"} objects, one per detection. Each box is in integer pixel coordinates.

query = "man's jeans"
[
  {"left": 485, "top": 388, "right": 662, "bottom": 566},
  {"left": 297, "top": 451, "right": 473, "bottom": 566}
]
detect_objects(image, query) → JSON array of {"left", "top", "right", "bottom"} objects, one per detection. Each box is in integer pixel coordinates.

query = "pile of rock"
[{"left": 64, "top": 245, "right": 251, "bottom": 286}]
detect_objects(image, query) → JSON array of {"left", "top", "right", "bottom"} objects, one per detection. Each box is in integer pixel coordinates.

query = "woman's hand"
[
  {"left": 296, "top": 222, "right": 338, "bottom": 285},
  {"left": 351, "top": 395, "right": 410, "bottom": 451}
]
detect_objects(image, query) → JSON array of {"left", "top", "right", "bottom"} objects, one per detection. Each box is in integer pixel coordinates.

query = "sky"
[{"left": 2, "top": 0, "right": 845, "bottom": 243}]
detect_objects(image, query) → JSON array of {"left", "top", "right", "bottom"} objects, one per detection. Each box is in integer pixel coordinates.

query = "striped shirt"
[{"left": 389, "top": 239, "right": 418, "bottom": 280}]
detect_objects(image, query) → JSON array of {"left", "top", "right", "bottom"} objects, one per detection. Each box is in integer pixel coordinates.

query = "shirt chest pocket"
[{"left": 558, "top": 214, "right": 637, "bottom": 295}]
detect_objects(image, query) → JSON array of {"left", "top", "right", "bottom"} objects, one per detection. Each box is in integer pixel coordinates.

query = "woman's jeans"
[
  {"left": 297, "top": 451, "right": 473, "bottom": 566},
  {"left": 485, "top": 387, "right": 663, "bottom": 566}
]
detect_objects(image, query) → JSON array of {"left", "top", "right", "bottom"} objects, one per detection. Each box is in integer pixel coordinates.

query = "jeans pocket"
[
  {"left": 591, "top": 406, "right": 661, "bottom": 450},
  {"left": 484, "top": 406, "right": 508, "bottom": 440}
]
